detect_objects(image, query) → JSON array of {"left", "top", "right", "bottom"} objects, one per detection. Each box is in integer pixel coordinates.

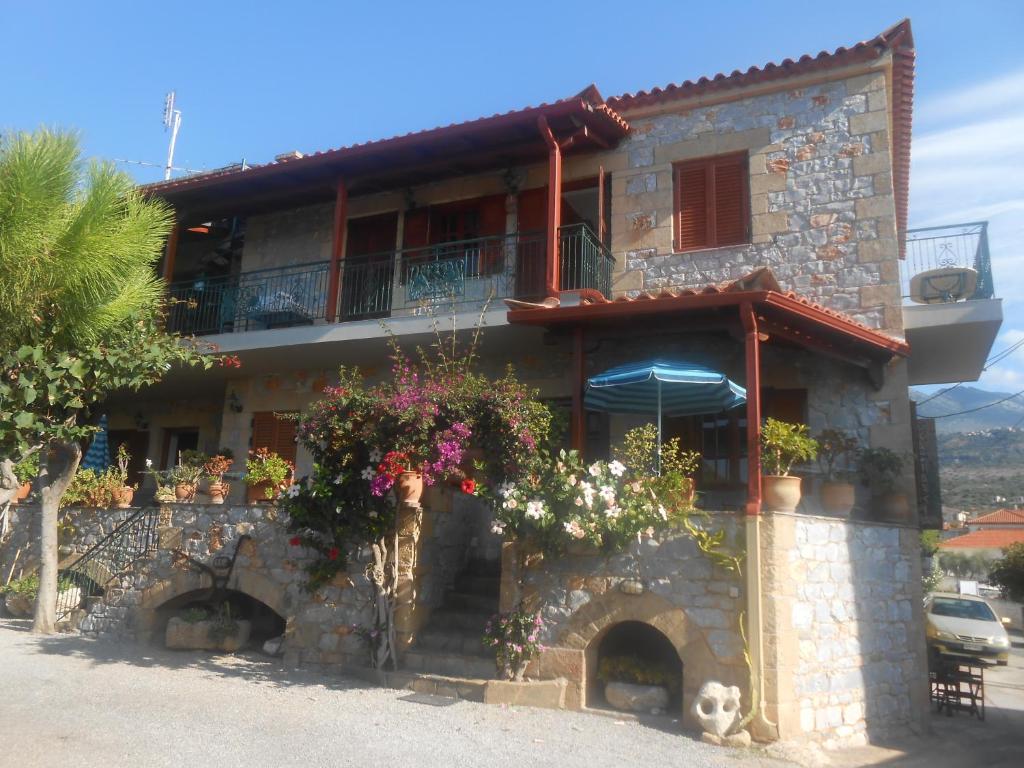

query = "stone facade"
[{"left": 759, "top": 512, "right": 928, "bottom": 748}]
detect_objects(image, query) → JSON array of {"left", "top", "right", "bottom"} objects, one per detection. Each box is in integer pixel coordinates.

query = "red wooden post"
[
  {"left": 325, "top": 179, "right": 348, "bottom": 322},
  {"left": 538, "top": 116, "right": 562, "bottom": 297},
  {"left": 162, "top": 220, "right": 181, "bottom": 283},
  {"left": 571, "top": 326, "right": 586, "bottom": 453},
  {"left": 741, "top": 302, "right": 762, "bottom": 515},
  {"left": 597, "top": 165, "right": 606, "bottom": 245}
]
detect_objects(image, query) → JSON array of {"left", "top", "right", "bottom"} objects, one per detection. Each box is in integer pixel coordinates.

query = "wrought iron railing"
[
  {"left": 167, "top": 261, "right": 330, "bottom": 335},
  {"left": 166, "top": 226, "right": 615, "bottom": 334},
  {"left": 56, "top": 507, "right": 160, "bottom": 620},
  {"left": 902, "top": 222, "right": 994, "bottom": 302}
]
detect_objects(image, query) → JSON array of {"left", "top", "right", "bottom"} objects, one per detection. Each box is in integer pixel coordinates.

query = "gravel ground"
[{"left": 0, "top": 619, "right": 793, "bottom": 768}]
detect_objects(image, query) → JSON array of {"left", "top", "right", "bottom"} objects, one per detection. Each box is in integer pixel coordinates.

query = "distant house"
[{"left": 941, "top": 509, "right": 1024, "bottom": 558}]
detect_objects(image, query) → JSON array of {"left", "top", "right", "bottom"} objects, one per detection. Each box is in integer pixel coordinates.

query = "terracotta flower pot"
[
  {"left": 174, "top": 483, "right": 196, "bottom": 502},
  {"left": 112, "top": 486, "right": 134, "bottom": 509},
  {"left": 878, "top": 492, "right": 910, "bottom": 522},
  {"left": 208, "top": 481, "right": 227, "bottom": 504},
  {"left": 246, "top": 481, "right": 276, "bottom": 504},
  {"left": 762, "top": 475, "right": 803, "bottom": 513},
  {"left": 820, "top": 481, "right": 855, "bottom": 517},
  {"left": 12, "top": 482, "right": 31, "bottom": 504},
  {"left": 396, "top": 471, "right": 424, "bottom": 506}
]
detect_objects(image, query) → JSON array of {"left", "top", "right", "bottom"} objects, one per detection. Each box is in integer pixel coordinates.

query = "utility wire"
[{"left": 930, "top": 387, "right": 1024, "bottom": 419}]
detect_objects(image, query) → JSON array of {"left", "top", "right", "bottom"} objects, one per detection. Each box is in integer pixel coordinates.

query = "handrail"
[
  {"left": 902, "top": 221, "right": 994, "bottom": 302},
  {"left": 56, "top": 507, "right": 160, "bottom": 620}
]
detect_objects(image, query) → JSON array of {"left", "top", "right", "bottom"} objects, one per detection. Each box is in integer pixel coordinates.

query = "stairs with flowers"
[{"left": 402, "top": 558, "right": 500, "bottom": 681}]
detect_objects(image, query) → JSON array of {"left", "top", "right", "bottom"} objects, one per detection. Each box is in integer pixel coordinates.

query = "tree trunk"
[
  {"left": 0, "top": 458, "right": 19, "bottom": 507},
  {"left": 32, "top": 441, "right": 82, "bottom": 634}
]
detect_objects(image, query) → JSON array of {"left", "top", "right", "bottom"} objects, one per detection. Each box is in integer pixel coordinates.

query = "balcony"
[
  {"left": 167, "top": 223, "right": 614, "bottom": 337},
  {"left": 900, "top": 222, "right": 1003, "bottom": 386}
]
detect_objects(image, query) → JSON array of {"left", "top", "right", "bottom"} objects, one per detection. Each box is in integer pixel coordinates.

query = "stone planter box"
[
  {"left": 3, "top": 591, "right": 34, "bottom": 617},
  {"left": 483, "top": 678, "right": 568, "bottom": 710},
  {"left": 605, "top": 681, "right": 670, "bottom": 713},
  {"left": 165, "top": 616, "right": 252, "bottom": 652}
]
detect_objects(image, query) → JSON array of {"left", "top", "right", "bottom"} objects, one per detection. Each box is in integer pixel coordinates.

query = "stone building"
[{"left": 3, "top": 18, "right": 1006, "bottom": 750}]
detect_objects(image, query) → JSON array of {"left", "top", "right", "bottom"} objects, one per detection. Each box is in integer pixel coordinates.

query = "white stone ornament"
[{"left": 691, "top": 681, "right": 741, "bottom": 737}]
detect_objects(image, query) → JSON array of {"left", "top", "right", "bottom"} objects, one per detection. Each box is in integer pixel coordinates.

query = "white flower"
[
  {"left": 525, "top": 500, "right": 545, "bottom": 520},
  {"left": 334, "top": 473, "right": 345, "bottom": 485},
  {"left": 499, "top": 481, "right": 515, "bottom": 498},
  {"left": 145, "top": 458, "right": 153, "bottom": 468},
  {"left": 368, "top": 447, "right": 382, "bottom": 463},
  {"left": 599, "top": 485, "right": 616, "bottom": 505},
  {"left": 630, "top": 480, "right": 643, "bottom": 494},
  {"left": 567, "top": 474, "right": 578, "bottom": 486},
  {"left": 588, "top": 462, "right": 602, "bottom": 477},
  {"left": 574, "top": 496, "right": 584, "bottom": 507},
  {"left": 286, "top": 484, "right": 301, "bottom": 498},
  {"left": 658, "top": 504, "right": 668, "bottom": 521},
  {"left": 491, "top": 521, "right": 506, "bottom": 535},
  {"left": 360, "top": 466, "right": 376, "bottom": 481},
  {"left": 608, "top": 460, "right": 626, "bottom": 477},
  {"left": 605, "top": 505, "right": 621, "bottom": 519},
  {"left": 503, "top": 498, "right": 518, "bottom": 510}
]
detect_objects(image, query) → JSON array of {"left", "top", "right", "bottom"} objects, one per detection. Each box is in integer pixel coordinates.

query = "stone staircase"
[{"left": 403, "top": 559, "right": 500, "bottom": 680}]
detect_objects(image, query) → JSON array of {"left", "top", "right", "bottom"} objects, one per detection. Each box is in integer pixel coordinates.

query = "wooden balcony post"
[
  {"left": 741, "top": 302, "right": 762, "bottom": 515},
  {"left": 538, "top": 117, "right": 561, "bottom": 297},
  {"left": 571, "top": 325, "right": 586, "bottom": 453},
  {"left": 326, "top": 179, "right": 348, "bottom": 322},
  {"left": 162, "top": 219, "right": 181, "bottom": 283},
  {"left": 597, "top": 165, "right": 606, "bottom": 245}
]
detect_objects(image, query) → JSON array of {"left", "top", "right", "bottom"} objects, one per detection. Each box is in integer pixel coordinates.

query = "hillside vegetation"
[{"left": 937, "top": 428, "right": 1024, "bottom": 511}]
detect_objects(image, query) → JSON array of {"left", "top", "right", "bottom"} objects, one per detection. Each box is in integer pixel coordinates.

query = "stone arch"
[
  {"left": 134, "top": 566, "right": 292, "bottom": 645},
  {"left": 559, "top": 590, "right": 736, "bottom": 724}
]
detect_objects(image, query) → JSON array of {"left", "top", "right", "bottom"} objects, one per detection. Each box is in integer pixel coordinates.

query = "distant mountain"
[
  {"left": 911, "top": 386, "right": 1024, "bottom": 434},
  {"left": 936, "top": 428, "right": 1024, "bottom": 511}
]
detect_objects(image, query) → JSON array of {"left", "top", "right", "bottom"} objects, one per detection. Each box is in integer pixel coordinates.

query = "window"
[
  {"left": 673, "top": 153, "right": 750, "bottom": 252},
  {"left": 251, "top": 411, "right": 297, "bottom": 465}
]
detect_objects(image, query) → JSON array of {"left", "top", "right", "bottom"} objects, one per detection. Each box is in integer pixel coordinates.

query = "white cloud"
[{"left": 916, "top": 69, "right": 1024, "bottom": 127}]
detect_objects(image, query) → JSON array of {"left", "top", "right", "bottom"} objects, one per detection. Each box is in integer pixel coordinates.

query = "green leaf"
[
  {"left": 23, "top": 386, "right": 37, "bottom": 405},
  {"left": 14, "top": 412, "right": 35, "bottom": 429},
  {"left": 68, "top": 359, "right": 87, "bottom": 380},
  {"left": 16, "top": 345, "right": 34, "bottom": 361}
]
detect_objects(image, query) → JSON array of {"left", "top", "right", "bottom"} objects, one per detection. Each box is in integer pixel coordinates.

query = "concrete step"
[
  {"left": 416, "top": 629, "right": 489, "bottom": 657},
  {"left": 348, "top": 667, "right": 488, "bottom": 702},
  {"left": 424, "top": 607, "right": 492, "bottom": 633},
  {"left": 403, "top": 650, "right": 496, "bottom": 679}
]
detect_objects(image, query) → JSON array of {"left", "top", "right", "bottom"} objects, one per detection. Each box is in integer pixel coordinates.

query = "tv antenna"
[{"left": 162, "top": 91, "right": 182, "bottom": 180}]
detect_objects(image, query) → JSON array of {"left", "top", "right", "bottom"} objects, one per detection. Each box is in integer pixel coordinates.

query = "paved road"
[{"left": 0, "top": 620, "right": 791, "bottom": 768}]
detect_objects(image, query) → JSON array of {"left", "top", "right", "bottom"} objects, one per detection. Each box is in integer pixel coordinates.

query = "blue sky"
[{"left": 3, "top": 1, "right": 1023, "bottom": 392}]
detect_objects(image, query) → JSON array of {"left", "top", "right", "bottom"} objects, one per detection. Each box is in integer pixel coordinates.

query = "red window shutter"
[
  {"left": 713, "top": 158, "right": 747, "bottom": 246},
  {"left": 478, "top": 194, "right": 507, "bottom": 237},
  {"left": 251, "top": 411, "right": 297, "bottom": 465},
  {"left": 675, "top": 163, "right": 708, "bottom": 251},
  {"left": 517, "top": 187, "right": 547, "bottom": 233},
  {"left": 402, "top": 208, "right": 430, "bottom": 249}
]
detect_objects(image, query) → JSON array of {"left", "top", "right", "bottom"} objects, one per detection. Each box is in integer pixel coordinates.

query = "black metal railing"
[
  {"left": 166, "top": 226, "right": 615, "bottom": 334},
  {"left": 902, "top": 222, "right": 994, "bottom": 302},
  {"left": 56, "top": 508, "right": 160, "bottom": 620},
  {"left": 167, "top": 261, "right": 330, "bottom": 335}
]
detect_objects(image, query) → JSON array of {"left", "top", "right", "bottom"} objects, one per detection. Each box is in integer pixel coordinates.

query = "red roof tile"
[
  {"left": 968, "top": 509, "right": 1024, "bottom": 526},
  {"left": 940, "top": 529, "right": 1024, "bottom": 550},
  {"left": 608, "top": 20, "right": 915, "bottom": 255}
]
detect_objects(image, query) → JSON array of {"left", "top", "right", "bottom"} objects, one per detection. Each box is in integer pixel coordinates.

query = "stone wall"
[
  {"left": 612, "top": 71, "right": 901, "bottom": 335},
  {"left": 509, "top": 513, "right": 747, "bottom": 720},
  {"left": 759, "top": 512, "right": 928, "bottom": 749}
]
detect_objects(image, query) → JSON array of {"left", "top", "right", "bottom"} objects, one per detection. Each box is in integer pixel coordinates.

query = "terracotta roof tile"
[
  {"left": 940, "top": 529, "right": 1024, "bottom": 550},
  {"left": 968, "top": 509, "right": 1024, "bottom": 526}
]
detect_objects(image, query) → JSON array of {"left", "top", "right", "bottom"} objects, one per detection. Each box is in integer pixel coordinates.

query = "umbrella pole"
[{"left": 657, "top": 381, "right": 662, "bottom": 475}]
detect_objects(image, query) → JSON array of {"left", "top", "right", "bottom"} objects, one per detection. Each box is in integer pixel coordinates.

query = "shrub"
[
  {"left": 815, "top": 428, "right": 860, "bottom": 481},
  {"left": 483, "top": 605, "right": 544, "bottom": 681},
  {"left": 857, "top": 447, "right": 904, "bottom": 494},
  {"left": 245, "top": 448, "right": 293, "bottom": 496},
  {"left": 760, "top": 418, "right": 818, "bottom": 476},
  {"left": 13, "top": 453, "right": 39, "bottom": 485},
  {"left": 990, "top": 543, "right": 1024, "bottom": 602}
]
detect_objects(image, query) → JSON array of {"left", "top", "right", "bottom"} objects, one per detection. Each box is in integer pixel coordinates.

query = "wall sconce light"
[{"left": 228, "top": 391, "right": 244, "bottom": 414}]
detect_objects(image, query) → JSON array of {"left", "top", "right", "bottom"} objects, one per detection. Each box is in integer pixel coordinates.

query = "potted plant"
[
  {"left": 482, "top": 605, "right": 544, "bottom": 681},
  {"left": 171, "top": 456, "right": 204, "bottom": 503},
  {"left": 857, "top": 447, "right": 908, "bottom": 520},
  {"left": 815, "top": 428, "right": 860, "bottom": 516},
  {"left": 760, "top": 418, "right": 818, "bottom": 513},
  {"left": 11, "top": 453, "right": 39, "bottom": 503},
  {"left": 245, "top": 448, "right": 293, "bottom": 503},
  {"left": 60, "top": 468, "right": 113, "bottom": 508},
  {"left": 110, "top": 443, "right": 137, "bottom": 508},
  {"left": 597, "top": 654, "right": 678, "bottom": 713},
  {"left": 203, "top": 454, "right": 233, "bottom": 504}
]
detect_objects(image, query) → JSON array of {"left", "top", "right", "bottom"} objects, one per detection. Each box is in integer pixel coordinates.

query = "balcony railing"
[
  {"left": 166, "top": 224, "right": 614, "bottom": 335},
  {"left": 901, "top": 222, "right": 995, "bottom": 303}
]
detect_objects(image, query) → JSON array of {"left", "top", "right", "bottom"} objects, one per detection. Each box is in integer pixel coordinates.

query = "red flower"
[
  {"left": 289, "top": 536, "right": 301, "bottom": 546},
  {"left": 461, "top": 478, "right": 476, "bottom": 495},
  {"left": 327, "top": 547, "right": 340, "bottom": 561}
]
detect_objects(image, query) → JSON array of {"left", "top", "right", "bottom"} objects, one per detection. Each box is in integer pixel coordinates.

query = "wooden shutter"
[
  {"left": 674, "top": 153, "right": 749, "bottom": 252},
  {"left": 761, "top": 389, "right": 808, "bottom": 425},
  {"left": 675, "top": 163, "right": 709, "bottom": 251},
  {"left": 517, "top": 187, "right": 547, "bottom": 233},
  {"left": 402, "top": 208, "right": 430, "bottom": 250},
  {"left": 251, "top": 411, "right": 297, "bottom": 465}
]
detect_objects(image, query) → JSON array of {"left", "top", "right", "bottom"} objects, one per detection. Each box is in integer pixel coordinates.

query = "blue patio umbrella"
[
  {"left": 585, "top": 360, "right": 746, "bottom": 469},
  {"left": 81, "top": 414, "right": 111, "bottom": 473}
]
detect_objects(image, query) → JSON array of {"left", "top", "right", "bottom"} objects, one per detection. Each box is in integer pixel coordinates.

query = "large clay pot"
[
  {"left": 175, "top": 483, "right": 196, "bottom": 502},
  {"left": 246, "top": 481, "right": 275, "bottom": 504},
  {"left": 208, "top": 482, "right": 227, "bottom": 504},
  {"left": 878, "top": 492, "right": 911, "bottom": 522},
  {"left": 762, "top": 475, "right": 803, "bottom": 513},
  {"left": 396, "top": 471, "right": 424, "bottom": 506},
  {"left": 112, "top": 486, "right": 134, "bottom": 509},
  {"left": 820, "top": 481, "right": 855, "bottom": 517},
  {"left": 12, "top": 482, "right": 31, "bottom": 504}
]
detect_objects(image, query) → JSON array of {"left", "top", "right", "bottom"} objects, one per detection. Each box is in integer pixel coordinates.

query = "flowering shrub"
[
  {"left": 488, "top": 448, "right": 694, "bottom": 554},
  {"left": 203, "top": 454, "right": 233, "bottom": 483},
  {"left": 483, "top": 604, "right": 545, "bottom": 681},
  {"left": 245, "top": 448, "right": 293, "bottom": 497}
]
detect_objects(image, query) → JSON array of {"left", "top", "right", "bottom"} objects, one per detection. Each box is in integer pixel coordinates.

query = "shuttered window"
[
  {"left": 673, "top": 153, "right": 750, "bottom": 252},
  {"left": 251, "top": 411, "right": 297, "bottom": 465}
]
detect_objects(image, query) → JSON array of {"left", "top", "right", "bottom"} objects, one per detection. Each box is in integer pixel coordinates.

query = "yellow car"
[{"left": 925, "top": 592, "right": 1012, "bottom": 665}]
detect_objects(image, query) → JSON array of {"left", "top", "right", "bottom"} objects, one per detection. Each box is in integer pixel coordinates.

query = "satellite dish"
[{"left": 909, "top": 266, "right": 978, "bottom": 304}]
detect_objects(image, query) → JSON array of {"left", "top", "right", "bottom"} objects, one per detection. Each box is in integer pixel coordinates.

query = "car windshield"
[{"left": 930, "top": 597, "right": 997, "bottom": 622}]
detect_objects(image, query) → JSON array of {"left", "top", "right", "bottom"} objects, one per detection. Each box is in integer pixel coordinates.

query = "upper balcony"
[
  {"left": 900, "top": 222, "right": 1003, "bottom": 386},
  {"left": 166, "top": 223, "right": 613, "bottom": 338}
]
